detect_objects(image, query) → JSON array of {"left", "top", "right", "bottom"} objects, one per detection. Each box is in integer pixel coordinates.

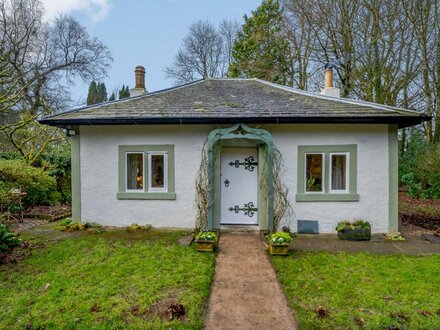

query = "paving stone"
[
  {"left": 176, "top": 235, "right": 193, "bottom": 247},
  {"left": 422, "top": 234, "right": 440, "bottom": 245}
]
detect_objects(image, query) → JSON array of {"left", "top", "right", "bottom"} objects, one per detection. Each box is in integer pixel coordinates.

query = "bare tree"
[
  {"left": 219, "top": 19, "right": 240, "bottom": 76},
  {"left": 165, "top": 20, "right": 229, "bottom": 84},
  {"left": 282, "top": 0, "right": 315, "bottom": 90},
  {"left": 281, "top": 0, "right": 438, "bottom": 142},
  {"left": 0, "top": 0, "right": 112, "bottom": 163}
]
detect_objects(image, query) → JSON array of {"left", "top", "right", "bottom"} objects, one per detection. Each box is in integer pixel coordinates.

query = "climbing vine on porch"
[
  {"left": 194, "top": 140, "right": 217, "bottom": 232},
  {"left": 270, "top": 148, "right": 295, "bottom": 230},
  {"left": 194, "top": 140, "right": 294, "bottom": 232}
]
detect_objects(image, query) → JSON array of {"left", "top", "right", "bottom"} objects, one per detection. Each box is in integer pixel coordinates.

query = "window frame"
[
  {"left": 304, "top": 152, "right": 325, "bottom": 193},
  {"left": 117, "top": 145, "right": 175, "bottom": 200},
  {"left": 328, "top": 152, "right": 350, "bottom": 194},
  {"left": 147, "top": 151, "right": 168, "bottom": 193},
  {"left": 125, "top": 152, "right": 145, "bottom": 193},
  {"left": 296, "top": 145, "right": 358, "bottom": 202}
]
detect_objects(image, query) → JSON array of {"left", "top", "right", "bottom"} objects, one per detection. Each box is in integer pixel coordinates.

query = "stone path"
[
  {"left": 204, "top": 233, "right": 298, "bottom": 330},
  {"left": 289, "top": 234, "right": 440, "bottom": 255},
  {"left": 7, "top": 218, "right": 48, "bottom": 233}
]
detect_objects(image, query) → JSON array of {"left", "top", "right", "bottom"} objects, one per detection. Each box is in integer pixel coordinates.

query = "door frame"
[
  {"left": 220, "top": 146, "right": 259, "bottom": 226},
  {"left": 206, "top": 123, "right": 274, "bottom": 231}
]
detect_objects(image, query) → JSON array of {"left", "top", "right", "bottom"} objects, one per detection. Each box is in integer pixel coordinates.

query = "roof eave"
[{"left": 39, "top": 115, "right": 429, "bottom": 129}]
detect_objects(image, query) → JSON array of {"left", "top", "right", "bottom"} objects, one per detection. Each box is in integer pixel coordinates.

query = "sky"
[{"left": 40, "top": 0, "right": 260, "bottom": 106}]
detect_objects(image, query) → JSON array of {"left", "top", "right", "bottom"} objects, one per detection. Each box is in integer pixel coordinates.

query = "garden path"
[
  {"left": 204, "top": 233, "right": 298, "bottom": 330},
  {"left": 289, "top": 233, "right": 440, "bottom": 255}
]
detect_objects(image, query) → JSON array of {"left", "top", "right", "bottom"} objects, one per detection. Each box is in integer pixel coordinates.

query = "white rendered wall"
[
  {"left": 267, "top": 124, "right": 390, "bottom": 233},
  {"left": 80, "top": 125, "right": 211, "bottom": 228},
  {"left": 79, "top": 124, "right": 390, "bottom": 232}
]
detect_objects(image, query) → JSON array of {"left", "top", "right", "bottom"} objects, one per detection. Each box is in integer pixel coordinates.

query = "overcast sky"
[{"left": 40, "top": 0, "right": 259, "bottom": 106}]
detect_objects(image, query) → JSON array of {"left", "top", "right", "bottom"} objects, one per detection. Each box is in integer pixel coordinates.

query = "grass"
[
  {"left": 272, "top": 252, "right": 440, "bottom": 329},
  {"left": 0, "top": 226, "right": 215, "bottom": 329}
]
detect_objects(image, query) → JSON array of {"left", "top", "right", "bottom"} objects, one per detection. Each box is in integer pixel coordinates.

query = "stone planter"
[
  {"left": 195, "top": 240, "right": 215, "bottom": 252},
  {"left": 269, "top": 243, "right": 289, "bottom": 256},
  {"left": 337, "top": 227, "right": 371, "bottom": 241}
]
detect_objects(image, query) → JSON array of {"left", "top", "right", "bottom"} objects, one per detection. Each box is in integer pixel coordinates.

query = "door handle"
[{"left": 224, "top": 179, "right": 230, "bottom": 187}]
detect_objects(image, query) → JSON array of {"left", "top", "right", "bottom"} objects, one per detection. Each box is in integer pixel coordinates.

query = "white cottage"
[{"left": 40, "top": 66, "right": 428, "bottom": 233}]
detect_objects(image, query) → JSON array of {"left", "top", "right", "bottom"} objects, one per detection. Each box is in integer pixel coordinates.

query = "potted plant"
[
  {"left": 194, "top": 231, "right": 218, "bottom": 252},
  {"left": 336, "top": 220, "right": 371, "bottom": 241},
  {"left": 268, "top": 232, "right": 292, "bottom": 255}
]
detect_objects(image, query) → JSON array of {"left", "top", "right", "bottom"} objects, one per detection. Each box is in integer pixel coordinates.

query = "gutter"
[{"left": 39, "top": 114, "right": 430, "bottom": 129}]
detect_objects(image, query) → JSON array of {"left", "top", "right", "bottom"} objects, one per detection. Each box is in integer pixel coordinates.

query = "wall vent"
[{"left": 297, "top": 220, "right": 319, "bottom": 234}]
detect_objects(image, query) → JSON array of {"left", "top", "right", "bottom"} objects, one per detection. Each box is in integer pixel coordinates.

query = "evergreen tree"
[
  {"left": 86, "top": 80, "right": 98, "bottom": 105},
  {"left": 119, "top": 85, "right": 130, "bottom": 99},
  {"left": 228, "top": 0, "right": 293, "bottom": 86},
  {"left": 97, "top": 82, "right": 108, "bottom": 103},
  {"left": 87, "top": 81, "right": 108, "bottom": 105},
  {"left": 109, "top": 92, "right": 116, "bottom": 101}
]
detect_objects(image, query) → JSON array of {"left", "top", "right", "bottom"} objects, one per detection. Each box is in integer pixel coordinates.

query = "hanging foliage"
[
  {"left": 272, "top": 148, "right": 295, "bottom": 230},
  {"left": 194, "top": 139, "right": 294, "bottom": 232},
  {"left": 194, "top": 140, "right": 214, "bottom": 232}
]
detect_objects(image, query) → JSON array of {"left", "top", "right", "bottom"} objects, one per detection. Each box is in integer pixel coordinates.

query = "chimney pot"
[
  {"left": 324, "top": 68, "right": 333, "bottom": 89},
  {"left": 130, "top": 65, "right": 147, "bottom": 97},
  {"left": 135, "top": 65, "right": 146, "bottom": 89},
  {"left": 320, "top": 67, "right": 340, "bottom": 98}
]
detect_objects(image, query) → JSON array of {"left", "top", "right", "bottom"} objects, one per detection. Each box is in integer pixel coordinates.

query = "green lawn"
[
  {"left": 272, "top": 252, "right": 440, "bottom": 329},
  {"left": 0, "top": 228, "right": 215, "bottom": 329}
]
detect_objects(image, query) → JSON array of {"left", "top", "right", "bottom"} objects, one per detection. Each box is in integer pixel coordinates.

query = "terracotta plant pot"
[
  {"left": 195, "top": 240, "right": 215, "bottom": 252},
  {"left": 337, "top": 227, "right": 371, "bottom": 241},
  {"left": 269, "top": 243, "right": 289, "bottom": 256}
]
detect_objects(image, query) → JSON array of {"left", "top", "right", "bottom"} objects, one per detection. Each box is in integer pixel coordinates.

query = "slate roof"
[{"left": 40, "top": 78, "right": 429, "bottom": 128}]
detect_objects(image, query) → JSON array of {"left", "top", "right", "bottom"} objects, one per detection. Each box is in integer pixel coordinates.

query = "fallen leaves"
[
  {"left": 354, "top": 316, "right": 365, "bottom": 326},
  {"left": 418, "top": 310, "right": 432, "bottom": 317},
  {"left": 130, "top": 305, "right": 141, "bottom": 316},
  {"left": 90, "top": 303, "right": 99, "bottom": 313},
  {"left": 315, "top": 306, "right": 330, "bottom": 319},
  {"left": 167, "top": 303, "right": 185, "bottom": 321},
  {"left": 390, "top": 311, "right": 410, "bottom": 324}
]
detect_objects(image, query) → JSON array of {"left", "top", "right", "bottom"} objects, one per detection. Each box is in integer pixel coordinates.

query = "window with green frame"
[
  {"left": 117, "top": 145, "right": 176, "bottom": 200},
  {"left": 296, "top": 145, "right": 359, "bottom": 202}
]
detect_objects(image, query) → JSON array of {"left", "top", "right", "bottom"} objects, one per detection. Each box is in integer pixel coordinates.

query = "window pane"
[
  {"left": 306, "top": 154, "right": 323, "bottom": 192},
  {"left": 151, "top": 154, "right": 165, "bottom": 188},
  {"left": 127, "top": 153, "right": 143, "bottom": 190},
  {"left": 331, "top": 154, "right": 347, "bottom": 190}
]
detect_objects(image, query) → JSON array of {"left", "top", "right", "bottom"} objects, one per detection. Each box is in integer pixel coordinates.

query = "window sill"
[
  {"left": 295, "top": 193, "right": 359, "bottom": 202},
  {"left": 117, "top": 192, "right": 176, "bottom": 200}
]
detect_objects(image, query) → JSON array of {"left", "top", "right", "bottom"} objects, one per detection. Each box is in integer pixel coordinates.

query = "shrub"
[
  {"left": 126, "top": 223, "right": 152, "bottom": 232},
  {"left": 0, "top": 159, "right": 58, "bottom": 206},
  {"left": 385, "top": 232, "right": 405, "bottom": 241},
  {"left": 62, "top": 223, "right": 86, "bottom": 232},
  {"left": 269, "top": 232, "right": 292, "bottom": 245},
  {"left": 336, "top": 220, "right": 371, "bottom": 232},
  {"left": 401, "top": 173, "right": 423, "bottom": 197},
  {"left": 61, "top": 221, "right": 103, "bottom": 232},
  {"left": 36, "top": 146, "right": 72, "bottom": 204},
  {"left": 83, "top": 222, "right": 102, "bottom": 229},
  {"left": 400, "top": 132, "right": 440, "bottom": 199},
  {"left": 415, "top": 145, "right": 440, "bottom": 199},
  {"left": 195, "top": 231, "right": 218, "bottom": 242},
  {"left": 60, "top": 218, "right": 72, "bottom": 226},
  {"left": 0, "top": 224, "right": 22, "bottom": 253}
]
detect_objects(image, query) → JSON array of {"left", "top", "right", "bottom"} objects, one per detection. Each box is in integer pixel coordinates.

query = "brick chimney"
[
  {"left": 320, "top": 65, "right": 340, "bottom": 98},
  {"left": 129, "top": 65, "right": 147, "bottom": 97}
]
